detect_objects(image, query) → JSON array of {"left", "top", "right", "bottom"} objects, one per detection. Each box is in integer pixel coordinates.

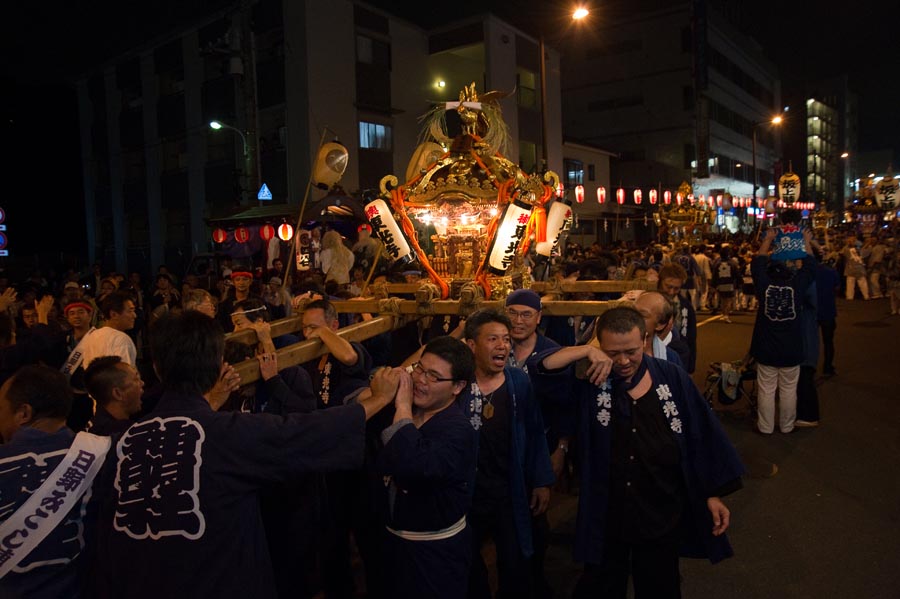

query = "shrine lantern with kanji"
[
  {"left": 485, "top": 199, "right": 533, "bottom": 275},
  {"left": 278, "top": 223, "right": 294, "bottom": 241},
  {"left": 259, "top": 224, "right": 275, "bottom": 241},
  {"left": 535, "top": 201, "right": 573, "bottom": 257},
  {"left": 212, "top": 228, "right": 227, "bottom": 244},
  {"left": 778, "top": 169, "right": 801, "bottom": 205},
  {"left": 364, "top": 199, "right": 414, "bottom": 266},
  {"left": 574, "top": 184, "right": 585, "bottom": 204},
  {"left": 234, "top": 227, "right": 250, "bottom": 243}
]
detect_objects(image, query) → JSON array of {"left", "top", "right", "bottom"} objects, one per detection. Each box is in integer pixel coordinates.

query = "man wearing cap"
[
  {"left": 504, "top": 289, "right": 576, "bottom": 598},
  {"left": 218, "top": 271, "right": 261, "bottom": 332}
]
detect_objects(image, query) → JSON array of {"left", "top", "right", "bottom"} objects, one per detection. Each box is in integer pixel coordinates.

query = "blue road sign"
[
  {"left": 258, "top": 183, "right": 273, "bottom": 201},
  {"left": 0, "top": 232, "right": 7, "bottom": 250}
]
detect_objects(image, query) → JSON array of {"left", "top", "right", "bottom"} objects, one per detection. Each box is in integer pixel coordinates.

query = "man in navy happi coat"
[
  {"left": 543, "top": 306, "right": 744, "bottom": 598},
  {"left": 93, "top": 311, "right": 393, "bottom": 599},
  {"left": 374, "top": 336, "right": 478, "bottom": 598}
]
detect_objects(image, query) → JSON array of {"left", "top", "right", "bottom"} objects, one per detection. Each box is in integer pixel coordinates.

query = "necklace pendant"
[{"left": 483, "top": 402, "right": 494, "bottom": 420}]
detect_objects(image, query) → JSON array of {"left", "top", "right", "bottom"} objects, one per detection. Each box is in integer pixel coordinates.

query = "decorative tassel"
[{"left": 533, "top": 205, "right": 547, "bottom": 242}]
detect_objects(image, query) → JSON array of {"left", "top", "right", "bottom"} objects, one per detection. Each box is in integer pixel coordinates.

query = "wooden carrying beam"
[
  {"left": 232, "top": 315, "right": 404, "bottom": 385},
  {"left": 329, "top": 299, "right": 630, "bottom": 317},
  {"left": 530, "top": 280, "right": 656, "bottom": 293}
]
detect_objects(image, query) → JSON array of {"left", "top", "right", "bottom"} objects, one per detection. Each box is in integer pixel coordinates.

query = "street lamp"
[
  {"left": 751, "top": 115, "right": 783, "bottom": 206},
  {"left": 539, "top": 7, "right": 590, "bottom": 170},
  {"left": 210, "top": 120, "right": 249, "bottom": 157},
  {"left": 210, "top": 119, "right": 259, "bottom": 205}
]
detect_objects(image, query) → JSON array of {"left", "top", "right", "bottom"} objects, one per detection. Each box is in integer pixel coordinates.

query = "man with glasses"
[
  {"left": 371, "top": 336, "right": 478, "bottom": 598},
  {"left": 541, "top": 306, "right": 743, "bottom": 599}
]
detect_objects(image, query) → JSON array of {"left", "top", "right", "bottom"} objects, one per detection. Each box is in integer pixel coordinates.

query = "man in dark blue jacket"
[
  {"left": 459, "top": 309, "right": 554, "bottom": 599},
  {"left": 541, "top": 307, "right": 744, "bottom": 598},
  {"left": 94, "top": 311, "right": 393, "bottom": 599}
]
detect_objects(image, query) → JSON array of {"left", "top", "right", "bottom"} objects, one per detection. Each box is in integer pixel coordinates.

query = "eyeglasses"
[
  {"left": 507, "top": 308, "right": 538, "bottom": 322},
  {"left": 411, "top": 362, "right": 456, "bottom": 383}
]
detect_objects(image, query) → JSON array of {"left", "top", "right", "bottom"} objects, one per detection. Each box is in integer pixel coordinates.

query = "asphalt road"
[{"left": 542, "top": 297, "right": 900, "bottom": 599}]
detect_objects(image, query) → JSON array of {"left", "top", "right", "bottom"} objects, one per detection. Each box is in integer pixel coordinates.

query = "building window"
[
  {"left": 519, "top": 141, "right": 537, "bottom": 174},
  {"left": 588, "top": 164, "right": 596, "bottom": 181},
  {"left": 359, "top": 121, "right": 392, "bottom": 150},
  {"left": 356, "top": 35, "right": 391, "bottom": 69},
  {"left": 564, "top": 159, "right": 584, "bottom": 187},
  {"left": 683, "top": 143, "right": 695, "bottom": 170},
  {"left": 517, "top": 68, "right": 538, "bottom": 109}
]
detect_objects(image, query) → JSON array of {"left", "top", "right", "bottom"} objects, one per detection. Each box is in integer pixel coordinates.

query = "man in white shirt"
[{"left": 80, "top": 291, "right": 138, "bottom": 369}]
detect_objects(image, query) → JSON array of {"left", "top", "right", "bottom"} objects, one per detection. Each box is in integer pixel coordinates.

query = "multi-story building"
[
  {"left": 74, "top": 0, "right": 572, "bottom": 273},
  {"left": 782, "top": 76, "right": 858, "bottom": 211},
  {"left": 559, "top": 0, "right": 781, "bottom": 229}
]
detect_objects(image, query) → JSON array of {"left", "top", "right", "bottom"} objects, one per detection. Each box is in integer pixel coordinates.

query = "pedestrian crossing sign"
[{"left": 258, "top": 183, "right": 273, "bottom": 201}]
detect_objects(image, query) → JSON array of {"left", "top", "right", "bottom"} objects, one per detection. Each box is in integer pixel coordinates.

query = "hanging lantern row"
[
  {"left": 563, "top": 185, "right": 818, "bottom": 212},
  {"left": 211, "top": 223, "right": 296, "bottom": 244}
]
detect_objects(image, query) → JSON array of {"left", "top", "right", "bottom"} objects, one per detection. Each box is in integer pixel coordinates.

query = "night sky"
[{"left": 4, "top": 0, "right": 898, "bottom": 266}]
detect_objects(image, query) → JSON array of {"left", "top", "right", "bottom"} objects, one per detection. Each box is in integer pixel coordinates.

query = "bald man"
[{"left": 634, "top": 291, "right": 686, "bottom": 370}]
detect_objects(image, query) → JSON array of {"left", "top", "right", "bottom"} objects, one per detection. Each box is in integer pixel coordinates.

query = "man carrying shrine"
[
  {"left": 539, "top": 306, "right": 744, "bottom": 598},
  {"left": 93, "top": 310, "right": 393, "bottom": 598},
  {"left": 0, "top": 365, "right": 112, "bottom": 599}
]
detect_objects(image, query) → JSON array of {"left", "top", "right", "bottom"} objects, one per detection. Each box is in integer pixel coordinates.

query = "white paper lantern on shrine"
[
  {"left": 485, "top": 199, "right": 534, "bottom": 274},
  {"left": 875, "top": 176, "right": 898, "bottom": 209},
  {"left": 535, "top": 201, "right": 573, "bottom": 258},
  {"left": 778, "top": 170, "right": 801, "bottom": 205},
  {"left": 364, "top": 199, "right": 414, "bottom": 265}
]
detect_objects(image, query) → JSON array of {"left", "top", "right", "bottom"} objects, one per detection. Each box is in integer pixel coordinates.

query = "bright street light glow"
[
  {"left": 772, "top": 116, "right": 783, "bottom": 125},
  {"left": 209, "top": 121, "right": 223, "bottom": 129},
  {"left": 573, "top": 7, "right": 589, "bottom": 19}
]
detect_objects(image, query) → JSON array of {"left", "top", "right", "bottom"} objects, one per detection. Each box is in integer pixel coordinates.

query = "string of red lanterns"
[
  {"left": 211, "top": 222, "right": 297, "bottom": 244},
  {"left": 561, "top": 185, "right": 819, "bottom": 216}
]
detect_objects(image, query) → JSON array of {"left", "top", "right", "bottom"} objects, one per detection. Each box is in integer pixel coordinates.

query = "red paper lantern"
[
  {"left": 687, "top": 194, "right": 694, "bottom": 204},
  {"left": 234, "top": 227, "right": 250, "bottom": 243},
  {"left": 633, "top": 189, "right": 642, "bottom": 204},
  {"left": 575, "top": 184, "right": 585, "bottom": 204},
  {"left": 212, "top": 228, "right": 227, "bottom": 244},
  {"left": 649, "top": 190, "right": 658, "bottom": 205},
  {"left": 716, "top": 194, "right": 723, "bottom": 208},
  {"left": 676, "top": 192, "right": 684, "bottom": 205},
  {"left": 556, "top": 183, "right": 565, "bottom": 198},
  {"left": 278, "top": 223, "right": 294, "bottom": 241},
  {"left": 664, "top": 190, "right": 672, "bottom": 205},
  {"left": 597, "top": 186, "right": 606, "bottom": 204},
  {"left": 259, "top": 224, "right": 275, "bottom": 241},
  {"left": 616, "top": 188, "right": 625, "bottom": 204}
]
